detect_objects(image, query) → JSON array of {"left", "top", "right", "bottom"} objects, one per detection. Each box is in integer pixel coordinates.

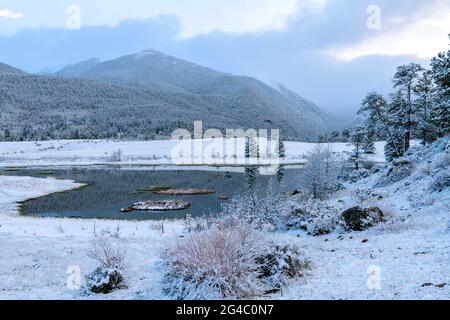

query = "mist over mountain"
[{"left": 1, "top": 51, "right": 332, "bottom": 141}]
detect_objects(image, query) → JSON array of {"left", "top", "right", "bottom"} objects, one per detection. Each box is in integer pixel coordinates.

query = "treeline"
[{"left": 335, "top": 36, "right": 449, "bottom": 163}]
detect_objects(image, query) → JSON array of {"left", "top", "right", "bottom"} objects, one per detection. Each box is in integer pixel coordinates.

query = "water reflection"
[{"left": 6, "top": 167, "right": 306, "bottom": 220}]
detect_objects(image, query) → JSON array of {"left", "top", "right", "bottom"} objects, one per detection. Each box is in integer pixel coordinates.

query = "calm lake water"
[{"left": 2, "top": 166, "right": 307, "bottom": 220}]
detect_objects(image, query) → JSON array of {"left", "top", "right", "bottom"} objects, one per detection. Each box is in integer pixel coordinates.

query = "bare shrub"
[
  {"left": 85, "top": 235, "right": 127, "bottom": 294},
  {"left": 162, "top": 225, "right": 309, "bottom": 299},
  {"left": 285, "top": 197, "right": 342, "bottom": 235},
  {"left": 87, "top": 235, "right": 127, "bottom": 271},
  {"left": 304, "top": 145, "right": 339, "bottom": 199},
  {"left": 351, "top": 188, "right": 384, "bottom": 206},
  {"left": 108, "top": 149, "right": 123, "bottom": 162},
  {"left": 217, "top": 181, "right": 288, "bottom": 231},
  {"left": 255, "top": 245, "right": 311, "bottom": 293},
  {"left": 162, "top": 224, "right": 264, "bottom": 299},
  {"left": 430, "top": 169, "right": 450, "bottom": 192}
]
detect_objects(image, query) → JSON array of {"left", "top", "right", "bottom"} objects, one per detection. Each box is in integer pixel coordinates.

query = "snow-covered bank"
[
  {"left": 0, "top": 175, "right": 185, "bottom": 299},
  {"left": 0, "top": 138, "right": 448, "bottom": 299},
  {"left": 0, "top": 139, "right": 388, "bottom": 168}
]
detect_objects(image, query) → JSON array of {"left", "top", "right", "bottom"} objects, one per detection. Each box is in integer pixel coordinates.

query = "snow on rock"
[{"left": 130, "top": 200, "right": 191, "bottom": 211}]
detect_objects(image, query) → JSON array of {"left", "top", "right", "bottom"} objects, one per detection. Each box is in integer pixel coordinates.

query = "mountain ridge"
[{"left": 0, "top": 52, "right": 332, "bottom": 141}]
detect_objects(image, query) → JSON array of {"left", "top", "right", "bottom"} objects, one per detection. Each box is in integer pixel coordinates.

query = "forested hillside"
[{"left": 0, "top": 51, "right": 332, "bottom": 141}]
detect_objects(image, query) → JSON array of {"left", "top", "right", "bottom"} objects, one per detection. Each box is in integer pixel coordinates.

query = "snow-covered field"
[
  {"left": 0, "top": 139, "right": 387, "bottom": 168},
  {"left": 0, "top": 139, "right": 448, "bottom": 300}
]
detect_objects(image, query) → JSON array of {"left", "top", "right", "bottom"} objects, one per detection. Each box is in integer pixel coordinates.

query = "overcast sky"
[{"left": 0, "top": 0, "right": 449, "bottom": 118}]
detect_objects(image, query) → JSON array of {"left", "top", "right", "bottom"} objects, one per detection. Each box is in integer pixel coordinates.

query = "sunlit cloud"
[
  {"left": 327, "top": 4, "right": 450, "bottom": 61},
  {"left": 0, "top": 9, "right": 24, "bottom": 19},
  {"left": 0, "top": 0, "right": 328, "bottom": 37},
  {"left": 174, "top": 0, "right": 328, "bottom": 38}
]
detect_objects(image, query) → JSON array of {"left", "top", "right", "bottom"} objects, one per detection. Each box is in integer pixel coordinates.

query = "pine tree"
[
  {"left": 413, "top": 70, "right": 436, "bottom": 144},
  {"left": 392, "top": 62, "right": 424, "bottom": 150},
  {"left": 244, "top": 138, "right": 258, "bottom": 190},
  {"left": 350, "top": 125, "right": 365, "bottom": 170},
  {"left": 362, "top": 127, "right": 375, "bottom": 154},
  {"left": 276, "top": 141, "right": 285, "bottom": 183},
  {"left": 330, "top": 131, "right": 340, "bottom": 142},
  {"left": 341, "top": 129, "right": 350, "bottom": 142},
  {"left": 278, "top": 141, "right": 286, "bottom": 158},
  {"left": 359, "top": 92, "right": 402, "bottom": 159},
  {"left": 384, "top": 93, "right": 408, "bottom": 160},
  {"left": 430, "top": 38, "right": 450, "bottom": 137},
  {"left": 4, "top": 129, "right": 11, "bottom": 141}
]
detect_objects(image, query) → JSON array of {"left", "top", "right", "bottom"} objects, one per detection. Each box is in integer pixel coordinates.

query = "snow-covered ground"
[
  {"left": 0, "top": 139, "right": 388, "bottom": 168},
  {"left": 0, "top": 138, "right": 448, "bottom": 299}
]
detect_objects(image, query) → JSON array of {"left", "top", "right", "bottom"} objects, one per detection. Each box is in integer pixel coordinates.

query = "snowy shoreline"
[
  {"left": 0, "top": 139, "right": 388, "bottom": 168},
  {"left": 0, "top": 139, "right": 448, "bottom": 300}
]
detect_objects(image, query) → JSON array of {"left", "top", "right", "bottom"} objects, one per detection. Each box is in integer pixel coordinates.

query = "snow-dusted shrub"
[
  {"left": 87, "top": 235, "right": 127, "bottom": 272},
  {"left": 432, "top": 152, "right": 450, "bottom": 172},
  {"left": 286, "top": 198, "right": 342, "bottom": 235},
  {"left": 85, "top": 235, "right": 127, "bottom": 294},
  {"left": 162, "top": 225, "right": 309, "bottom": 299},
  {"left": 184, "top": 214, "right": 209, "bottom": 233},
  {"left": 376, "top": 158, "right": 414, "bottom": 187},
  {"left": 162, "top": 225, "right": 265, "bottom": 300},
  {"left": 429, "top": 169, "right": 450, "bottom": 192},
  {"left": 304, "top": 145, "right": 339, "bottom": 199},
  {"left": 345, "top": 168, "right": 372, "bottom": 183},
  {"left": 85, "top": 267, "right": 126, "bottom": 294},
  {"left": 108, "top": 149, "right": 123, "bottom": 162},
  {"left": 255, "top": 245, "right": 310, "bottom": 293},
  {"left": 351, "top": 188, "right": 384, "bottom": 205},
  {"left": 218, "top": 182, "right": 287, "bottom": 231}
]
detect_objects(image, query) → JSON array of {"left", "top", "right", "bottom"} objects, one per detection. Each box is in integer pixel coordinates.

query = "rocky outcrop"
[
  {"left": 341, "top": 207, "right": 384, "bottom": 231},
  {"left": 84, "top": 267, "right": 125, "bottom": 294}
]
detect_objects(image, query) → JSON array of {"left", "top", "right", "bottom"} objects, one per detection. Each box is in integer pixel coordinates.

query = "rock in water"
[
  {"left": 341, "top": 207, "right": 384, "bottom": 231},
  {"left": 131, "top": 200, "right": 191, "bottom": 211},
  {"left": 153, "top": 189, "right": 214, "bottom": 195}
]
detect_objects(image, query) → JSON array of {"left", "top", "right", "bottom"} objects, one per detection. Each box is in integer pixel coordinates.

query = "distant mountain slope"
[
  {"left": 0, "top": 62, "right": 25, "bottom": 75},
  {"left": 56, "top": 58, "right": 100, "bottom": 77},
  {"left": 54, "top": 50, "right": 331, "bottom": 140},
  {"left": 0, "top": 52, "right": 331, "bottom": 141}
]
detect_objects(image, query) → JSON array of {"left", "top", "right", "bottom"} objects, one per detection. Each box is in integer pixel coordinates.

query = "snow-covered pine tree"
[
  {"left": 341, "top": 129, "right": 350, "bottom": 142},
  {"left": 359, "top": 92, "right": 403, "bottom": 159},
  {"left": 430, "top": 38, "right": 450, "bottom": 138},
  {"left": 244, "top": 137, "right": 258, "bottom": 190},
  {"left": 350, "top": 125, "right": 365, "bottom": 170},
  {"left": 276, "top": 141, "right": 286, "bottom": 183},
  {"left": 413, "top": 69, "right": 437, "bottom": 144},
  {"left": 362, "top": 126, "right": 375, "bottom": 154},
  {"left": 392, "top": 63, "right": 424, "bottom": 151},
  {"left": 278, "top": 140, "right": 286, "bottom": 158},
  {"left": 384, "top": 93, "right": 408, "bottom": 161},
  {"left": 330, "top": 131, "right": 340, "bottom": 142}
]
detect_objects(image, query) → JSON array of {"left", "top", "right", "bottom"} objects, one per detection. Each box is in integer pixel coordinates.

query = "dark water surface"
[{"left": 2, "top": 167, "right": 306, "bottom": 220}]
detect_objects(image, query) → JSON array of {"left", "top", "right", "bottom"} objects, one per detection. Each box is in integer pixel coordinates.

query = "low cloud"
[
  {"left": 327, "top": 1, "right": 450, "bottom": 61},
  {"left": 0, "top": 9, "right": 24, "bottom": 19}
]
